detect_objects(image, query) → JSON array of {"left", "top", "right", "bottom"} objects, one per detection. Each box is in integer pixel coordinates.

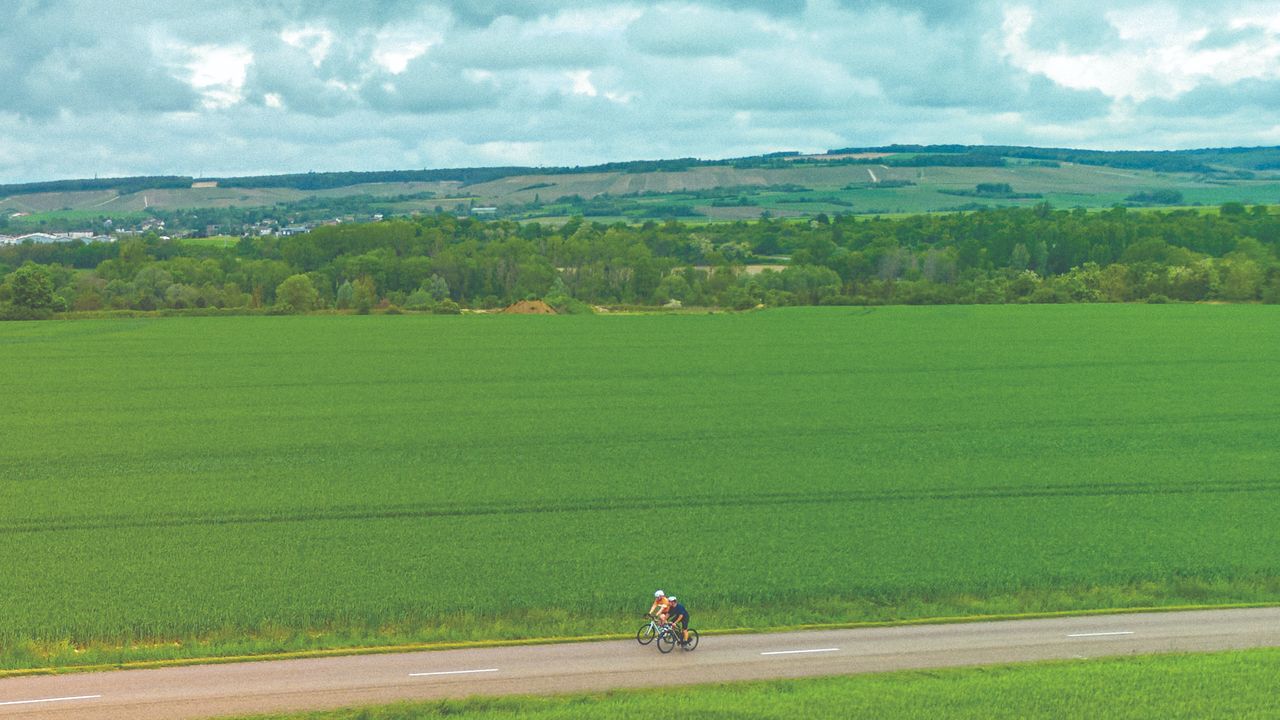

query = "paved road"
[{"left": 2, "top": 608, "right": 1278, "bottom": 720}]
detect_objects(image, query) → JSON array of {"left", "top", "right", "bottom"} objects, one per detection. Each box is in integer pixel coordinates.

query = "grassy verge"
[{"left": 240, "top": 647, "right": 1280, "bottom": 719}]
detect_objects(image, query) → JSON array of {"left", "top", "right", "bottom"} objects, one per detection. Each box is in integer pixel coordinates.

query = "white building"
[{"left": 0, "top": 233, "right": 114, "bottom": 245}]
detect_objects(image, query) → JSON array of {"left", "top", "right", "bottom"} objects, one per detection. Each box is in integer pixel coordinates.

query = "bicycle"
[
  {"left": 656, "top": 621, "right": 699, "bottom": 653},
  {"left": 636, "top": 613, "right": 663, "bottom": 645}
]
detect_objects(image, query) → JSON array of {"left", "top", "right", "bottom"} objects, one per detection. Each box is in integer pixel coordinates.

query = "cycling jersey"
[{"left": 668, "top": 602, "right": 689, "bottom": 627}]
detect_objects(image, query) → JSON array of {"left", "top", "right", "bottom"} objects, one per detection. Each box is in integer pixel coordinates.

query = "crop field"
[
  {"left": 1, "top": 306, "right": 1279, "bottom": 668},
  {"left": 176, "top": 235, "right": 242, "bottom": 248}
]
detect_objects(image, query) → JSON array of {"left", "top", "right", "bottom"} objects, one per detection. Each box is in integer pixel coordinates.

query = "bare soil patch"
[{"left": 503, "top": 300, "right": 557, "bottom": 314}]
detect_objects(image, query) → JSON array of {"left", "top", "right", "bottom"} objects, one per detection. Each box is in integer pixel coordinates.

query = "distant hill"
[
  {"left": 0, "top": 158, "right": 722, "bottom": 197},
  {"left": 6, "top": 144, "right": 1280, "bottom": 199},
  {"left": 825, "top": 144, "right": 1280, "bottom": 174},
  {"left": 4, "top": 144, "right": 1280, "bottom": 234}
]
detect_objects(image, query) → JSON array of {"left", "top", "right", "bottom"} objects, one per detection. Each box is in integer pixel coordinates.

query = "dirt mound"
[{"left": 502, "top": 299, "right": 557, "bottom": 314}]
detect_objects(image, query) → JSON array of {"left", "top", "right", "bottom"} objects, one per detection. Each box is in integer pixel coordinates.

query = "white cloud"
[
  {"left": 5, "top": 0, "right": 1280, "bottom": 184},
  {"left": 1002, "top": 3, "right": 1280, "bottom": 101},
  {"left": 373, "top": 40, "right": 432, "bottom": 75},
  {"left": 281, "top": 26, "right": 334, "bottom": 68},
  {"left": 568, "top": 70, "right": 597, "bottom": 96},
  {"left": 182, "top": 44, "right": 254, "bottom": 110}
]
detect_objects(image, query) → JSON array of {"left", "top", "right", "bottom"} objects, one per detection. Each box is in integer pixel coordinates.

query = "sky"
[{"left": 3, "top": 0, "right": 1280, "bottom": 184}]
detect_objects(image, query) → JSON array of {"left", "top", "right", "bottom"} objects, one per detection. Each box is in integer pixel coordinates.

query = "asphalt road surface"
[{"left": 2, "top": 607, "right": 1279, "bottom": 720}]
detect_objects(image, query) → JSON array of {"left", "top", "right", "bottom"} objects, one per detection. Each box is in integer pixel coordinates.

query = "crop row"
[{"left": 1, "top": 306, "right": 1277, "bottom": 665}]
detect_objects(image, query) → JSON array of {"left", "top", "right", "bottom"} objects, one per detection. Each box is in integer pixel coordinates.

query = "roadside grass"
[
  {"left": 242, "top": 648, "right": 1280, "bottom": 719},
  {"left": 2, "top": 307, "right": 1279, "bottom": 670},
  {"left": 2, "top": 597, "right": 1274, "bottom": 678}
]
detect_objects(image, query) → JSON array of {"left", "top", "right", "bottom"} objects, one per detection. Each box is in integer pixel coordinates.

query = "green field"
[
  {"left": 177, "top": 235, "right": 242, "bottom": 248},
  {"left": 244, "top": 648, "right": 1280, "bottom": 719},
  {"left": 2, "top": 306, "right": 1279, "bottom": 668}
]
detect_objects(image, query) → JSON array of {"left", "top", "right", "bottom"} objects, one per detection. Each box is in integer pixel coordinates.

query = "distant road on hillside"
[{"left": 2, "top": 608, "right": 1279, "bottom": 720}]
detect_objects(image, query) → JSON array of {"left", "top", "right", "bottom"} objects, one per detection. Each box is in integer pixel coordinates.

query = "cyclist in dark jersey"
[{"left": 667, "top": 597, "right": 690, "bottom": 645}]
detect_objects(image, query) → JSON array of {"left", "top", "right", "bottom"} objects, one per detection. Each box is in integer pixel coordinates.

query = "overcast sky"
[{"left": 4, "top": 0, "right": 1280, "bottom": 183}]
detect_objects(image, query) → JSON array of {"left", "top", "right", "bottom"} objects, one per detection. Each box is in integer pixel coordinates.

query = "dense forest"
[
  {"left": 829, "top": 144, "right": 1221, "bottom": 173},
  {"left": 2, "top": 204, "right": 1278, "bottom": 318}
]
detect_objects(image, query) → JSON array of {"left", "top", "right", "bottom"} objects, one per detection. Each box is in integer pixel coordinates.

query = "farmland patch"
[{"left": 1, "top": 306, "right": 1277, "bottom": 668}]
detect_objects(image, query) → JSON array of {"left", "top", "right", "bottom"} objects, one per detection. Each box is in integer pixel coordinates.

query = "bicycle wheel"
[
  {"left": 656, "top": 628, "right": 676, "bottom": 653},
  {"left": 637, "top": 622, "right": 656, "bottom": 645},
  {"left": 681, "top": 628, "right": 699, "bottom": 651}
]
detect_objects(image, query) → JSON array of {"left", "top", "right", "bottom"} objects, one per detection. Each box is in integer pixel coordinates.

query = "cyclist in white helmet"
[
  {"left": 667, "top": 596, "right": 691, "bottom": 645},
  {"left": 647, "top": 589, "right": 673, "bottom": 624}
]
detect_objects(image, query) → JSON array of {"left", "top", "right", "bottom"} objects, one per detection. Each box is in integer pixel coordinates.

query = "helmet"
[
  {"left": 654, "top": 590, "right": 665, "bottom": 598},
  {"left": 668, "top": 597, "right": 677, "bottom": 603}
]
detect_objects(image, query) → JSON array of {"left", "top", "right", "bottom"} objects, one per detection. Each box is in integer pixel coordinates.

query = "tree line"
[
  {"left": 2, "top": 204, "right": 1278, "bottom": 318},
  {"left": 828, "top": 144, "right": 1222, "bottom": 173}
]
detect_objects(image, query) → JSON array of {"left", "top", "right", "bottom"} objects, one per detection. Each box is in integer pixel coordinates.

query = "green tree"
[
  {"left": 404, "top": 288, "right": 434, "bottom": 310},
  {"left": 427, "top": 273, "right": 450, "bottom": 300},
  {"left": 335, "top": 280, "right": 355, "bottom": 309},
  {"left": 117, "top": 238, "right": 150, "bottom": 275},
  {"left": 719, "top": 284, "right": 755, "bottom": 310},
  {"left": 1220, "top": 255, "right": 1264, "bottom": 301},
  {"left": 6, "top": 263, "right": 56, "bottom": 311},
  {"left": 353, "top": 276, "right": 377, "bottom": 314},
  {"left": 275, "top": 274, "right": 320, "bottom": 313},
  {"left": 1031, "top": 240, "right": 1049, "bottom": 275},
  {"left": 1010, "top": 243, "right": 1031, "bottom": 271},
  {"left": 653, "top": 273, "right": 691, "bottom": 304}
]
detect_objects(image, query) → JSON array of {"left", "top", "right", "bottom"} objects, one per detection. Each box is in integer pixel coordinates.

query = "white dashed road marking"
[
  {"left": 1067, "top": 632, "right": 1135, "bottom": 638},
  {"left": 409, "top": 668, "right": 499, "bottom": 678},
  {"left": 761, "top": 648, "right": 840, "bottom": 656},
  {"left": 0, "top": 695, "right": 101, "bottom": 707}
]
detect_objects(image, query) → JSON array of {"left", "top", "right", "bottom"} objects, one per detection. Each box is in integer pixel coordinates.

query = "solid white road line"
[
  {"left": 409, "top": 668, "right": 500, "bottom": 678},
  {"left": 1067, "top": 632, "right": 1135, "bottom": 638},
  {"left": 761, "top": 648, "right": 840, "bottom": 656},
  {"left": 0, "top": 695, "right": 101, "bottom": 707}
]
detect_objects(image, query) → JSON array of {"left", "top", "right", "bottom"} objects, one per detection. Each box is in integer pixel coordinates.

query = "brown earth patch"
[{"left": 503, "top": 300, "right": 557, "bottom": 314}]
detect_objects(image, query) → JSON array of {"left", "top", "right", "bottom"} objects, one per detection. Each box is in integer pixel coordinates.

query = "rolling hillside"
[{"left": 4, "top": 145, "right": 1280, "bottom": 233}]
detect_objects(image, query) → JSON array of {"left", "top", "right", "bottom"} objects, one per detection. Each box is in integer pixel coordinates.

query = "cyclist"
[
  {"left": 648, "top": 590, "right": 672, "bottom": 623},
  {"left": 667, "top": 596, "right": 691, "bottom": 645}
]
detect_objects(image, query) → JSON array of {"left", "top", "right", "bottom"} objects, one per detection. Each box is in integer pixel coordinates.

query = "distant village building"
[
  {"left": 191, "top": 181, "right": 219, "bottom": 189},
  {"left": 15, "top": 233, "right": 66, "bottom": 244},
  {"left": 471, "top": 207, "right": 498, "bottom": 216},
  {"left": 0, "top": 232, "right": 113, "bottom": 245}
]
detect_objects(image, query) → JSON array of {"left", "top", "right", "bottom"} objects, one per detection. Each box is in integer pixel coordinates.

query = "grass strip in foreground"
[{"left": 246, "top": 647, "right": 1280, "bottom": 719}]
